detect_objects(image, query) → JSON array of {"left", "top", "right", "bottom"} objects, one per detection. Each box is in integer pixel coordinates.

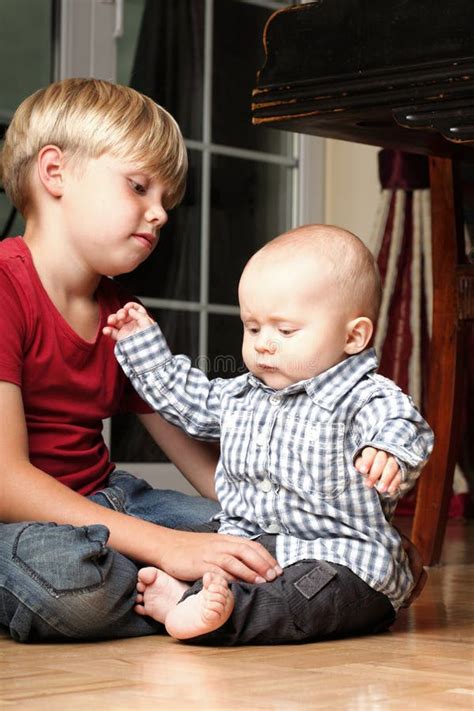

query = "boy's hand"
[
  {"left": 354, "top": 447, "right": 402, "bottom": 494},
  {"left": 103, "top": 302, "right": 155, "bottom": 341},
  {"left": 159, "top": 530, "right": 283, "bottom": 585}
]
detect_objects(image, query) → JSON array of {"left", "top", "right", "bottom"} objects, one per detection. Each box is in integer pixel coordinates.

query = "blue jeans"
[{"left": 0, "top": 471, "right": 219, "bottom": 642}]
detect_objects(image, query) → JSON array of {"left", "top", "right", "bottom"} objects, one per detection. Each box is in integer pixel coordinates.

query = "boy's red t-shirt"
[{"left": 0, "top": 237, "right": 151, "bottom": 495}]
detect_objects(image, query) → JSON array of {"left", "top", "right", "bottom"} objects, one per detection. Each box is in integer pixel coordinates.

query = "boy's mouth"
[{"left": 132, "top": 232, "right": 156, "bottom": 250}]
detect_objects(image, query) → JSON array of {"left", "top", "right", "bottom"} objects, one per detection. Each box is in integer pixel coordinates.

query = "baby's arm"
[
  {"left": 107, "top": 315, "right": 224, "bottom": 440},
  {"left": 353, "top": 388, "right": 434, "bottom": 498},
  {"left": 103, "top": 302, "right": 154, "bottom": 341}
]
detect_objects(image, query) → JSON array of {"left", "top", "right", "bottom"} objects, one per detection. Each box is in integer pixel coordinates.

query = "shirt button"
[
  {"left": 255, "top": 432, "right": 266, "bottom": 447},
  {"left": 266, "top": 522, "right": 281, "bottom": 534},
  {"left": 260, "top": 477, "right": 272, "bottom": 493},
  {"left": 269, "top": 394, "right": 281, "bottom": 405}
]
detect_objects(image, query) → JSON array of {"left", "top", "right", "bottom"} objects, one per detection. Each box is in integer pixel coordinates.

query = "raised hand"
[{"left": 103, "top": 302, "right": 155, "bottom": 341}]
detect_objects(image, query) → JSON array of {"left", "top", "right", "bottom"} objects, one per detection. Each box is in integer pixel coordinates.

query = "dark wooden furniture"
[{"left": 252, "top": 0, "right": 474, "bottom": 565}]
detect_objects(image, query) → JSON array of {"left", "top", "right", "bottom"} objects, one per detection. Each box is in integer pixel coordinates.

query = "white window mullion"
[
  {"left": 58, "top": 0, "right": 117, "bottom": 81},
  {"left": 199, "top": 0, "right": 214, "bottom": 368}
]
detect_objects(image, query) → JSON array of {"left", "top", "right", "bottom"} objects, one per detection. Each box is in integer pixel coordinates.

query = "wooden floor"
[{"left": 1, "top": 519, "right": 473, "bottom": 711}]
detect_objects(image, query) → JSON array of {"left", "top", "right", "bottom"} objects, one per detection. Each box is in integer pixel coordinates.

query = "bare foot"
[
  {"left": 165, "top": 572, "right": 235, "bottom": 640},
  {"left": 135, "top": 567, "right": 189, "bottom": 623}
]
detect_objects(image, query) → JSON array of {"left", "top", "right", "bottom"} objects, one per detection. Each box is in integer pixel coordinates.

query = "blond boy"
[
  {"left": 105, "top": 225, "right": 434, "bottom": 645},
  {"left": 0, "top": 78, "right": 280, "bottom": 643}
]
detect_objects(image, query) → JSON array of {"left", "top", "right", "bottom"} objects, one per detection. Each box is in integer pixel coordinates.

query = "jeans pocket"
[{"left": 12, "top": 522, "right": 111, "bottom": 597}]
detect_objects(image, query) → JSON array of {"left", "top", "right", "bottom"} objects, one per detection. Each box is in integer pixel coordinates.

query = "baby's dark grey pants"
[{"left": 182, "top": 528, "right": 396, "bottom": 646}]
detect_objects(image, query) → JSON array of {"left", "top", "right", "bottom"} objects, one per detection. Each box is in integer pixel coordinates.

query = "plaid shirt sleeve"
[
  {"left": 352, "top": 387, "right": 434, "bottom": 493},
  {"left": 115, "top": 324, "right": 223, "bottom": 440}
]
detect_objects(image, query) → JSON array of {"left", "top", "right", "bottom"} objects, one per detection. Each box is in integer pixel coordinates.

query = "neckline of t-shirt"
[{"left": 17, "top": 237, "right": 106, "bottom": 350}]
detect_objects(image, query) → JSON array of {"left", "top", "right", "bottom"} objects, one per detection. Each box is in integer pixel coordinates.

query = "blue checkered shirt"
[{"left": 116, "top": 324, "right": 434, "bottom": 610}]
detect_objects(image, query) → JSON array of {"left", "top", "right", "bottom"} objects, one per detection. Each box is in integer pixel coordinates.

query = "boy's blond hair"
[{"left": 0, "top": 78, "right": 187, "bottom": 216}]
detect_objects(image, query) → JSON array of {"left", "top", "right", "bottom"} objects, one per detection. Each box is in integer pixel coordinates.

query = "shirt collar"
[
  {"left": 304, "top": 348, "right": 379, "bottom": 410},
  {"left": 243, "top": 348, "right": 379, "bottom": 410}
]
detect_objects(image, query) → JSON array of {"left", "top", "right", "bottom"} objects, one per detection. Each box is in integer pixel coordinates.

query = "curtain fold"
[{"left": 372, "top": 149, "right": 469, "bottom": 516}]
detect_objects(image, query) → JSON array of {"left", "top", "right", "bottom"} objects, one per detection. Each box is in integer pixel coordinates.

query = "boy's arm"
[
  {"left": 138, "top": 411, "right": 219, "bottom": 499},
  {"left": 0, "top": 381, "right": 280, "bottom": 583}
]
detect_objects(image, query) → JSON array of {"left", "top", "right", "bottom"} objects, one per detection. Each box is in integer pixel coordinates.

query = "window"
[
  {"left": 111, "top": 0, "right": 300, "bottom": 474},
  {"left": 0, "top": 0, "right": 324, "bottom": 491},
  {"left": 0, "top": 0, "right": 56, "bottom": 238}
]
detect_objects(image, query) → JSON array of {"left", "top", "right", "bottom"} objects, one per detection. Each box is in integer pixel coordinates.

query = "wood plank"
[{"left": 1, "top": 520, "right": 473, "bottom": 710}]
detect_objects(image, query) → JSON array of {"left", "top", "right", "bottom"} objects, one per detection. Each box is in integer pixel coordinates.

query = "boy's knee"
[
  {"left": 11, "top": 522, "right": 112, "bottom": 595},
  {"left": 1, "top": 522, "right": 139, "bottom": 641}
]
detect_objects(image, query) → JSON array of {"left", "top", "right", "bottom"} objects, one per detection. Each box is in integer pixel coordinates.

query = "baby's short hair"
[
  {"left": 0, "top": 78, "right": 187, "bottom": 216},
  {"left": 258, "top": 224, "right": 382, "bottom": 325}
]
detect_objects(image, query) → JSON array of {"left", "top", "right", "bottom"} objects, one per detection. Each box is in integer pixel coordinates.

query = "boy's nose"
[{"left": 145, "top": 202, "right": 168, "bottom": 227}]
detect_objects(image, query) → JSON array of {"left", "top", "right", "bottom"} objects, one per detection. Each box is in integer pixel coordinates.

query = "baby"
[{"left": 104, "top": 224, "right": 434, "bottom": 645}]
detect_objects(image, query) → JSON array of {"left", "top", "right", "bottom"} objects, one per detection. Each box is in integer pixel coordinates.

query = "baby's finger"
[
  {"left": 386, "top": 472, "right": 402, "bottom": 495},
  {"left": 355, "top": 446, "right": 377, "bottom": 477},
  {"left": 128, "top": 306, "right": 154, "bottom": 328},
  {"left": 375, "top": 456, "right": 401, "bottom": 493},
  {"left": 102, "top": 325, "right": 119, "bottom": 340},
  {"left": 123, "top": 302, "right": 146, "bottom": 314},
  {"left": 363, "top": 449, "right": 390, "bottom": 487}
]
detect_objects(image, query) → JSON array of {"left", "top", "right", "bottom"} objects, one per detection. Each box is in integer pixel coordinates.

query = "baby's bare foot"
[
  {"left": 165, "top": 572, "right": 234, "bottom": 640},
  {"left": 135, "top": 567, "right": 189, "bottom": 623}
]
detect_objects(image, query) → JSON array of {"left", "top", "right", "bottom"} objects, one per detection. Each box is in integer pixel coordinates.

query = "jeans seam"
[
  {"left": 11, "top": 523, "right": 108, "bottom": 598},
  {"left": 97, "top": 487, "right": 126, "bottom": 513}
]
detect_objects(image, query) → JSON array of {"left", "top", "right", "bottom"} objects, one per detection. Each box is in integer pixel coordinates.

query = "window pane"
[
  {"left": 116, "top": 150, "right": 202, "bottom": 301},
  {"left": 207, "top": 313, "right": 245, "bottom": 380},
  {"left": 213, "top": 0, "right": 291, "bottom": 155},
  {"left": 209, "top": 154, "right": 293, "bottom": 305},
  {"left": 111, "top": 308, "right": 199, "bottom": 463},
  {"left": 0, "top": 0, "right": 53, "bottom": 240},
  {"left": 127, "top": 0, "right": 204, "bottom": 141},
  {"left": 0, "top": 0, "right": 53, "bottom": 117},
  {"left": 116, "top": 0, "right": 146, "bottom": 86}
]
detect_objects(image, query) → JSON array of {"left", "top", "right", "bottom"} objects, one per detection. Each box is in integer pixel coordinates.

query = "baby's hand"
[
  {"left": 102, "top": 302, "right": 155, "bottom": 342},
  {"left": 354, "top": 447, "right": 402, "bottom": 495}
]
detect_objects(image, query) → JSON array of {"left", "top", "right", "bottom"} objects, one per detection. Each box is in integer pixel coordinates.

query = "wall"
[{"left": 324, "top": 139, "right": 381, "bottom": 251}]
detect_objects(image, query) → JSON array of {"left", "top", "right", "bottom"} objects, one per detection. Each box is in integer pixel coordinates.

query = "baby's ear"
[
  {"left": 344, "top": 316, "right": 373, "bottom": 355},
  {"left": 37, "top": 145, "right": 66, "bottom": 198}
]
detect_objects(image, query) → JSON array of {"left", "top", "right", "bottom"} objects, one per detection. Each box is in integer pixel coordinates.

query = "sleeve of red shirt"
[{"left": 0, "top": 265, "right": 28, "bottom": 387}]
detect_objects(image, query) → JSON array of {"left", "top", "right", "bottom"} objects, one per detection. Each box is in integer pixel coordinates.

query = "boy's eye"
[
  {"left": 279, "top": 328, "right": 295, "bottom": 336},
  {"left": 245, "top": 326, "right": 259, "bottom": 334},
  {"left": 129, "top": 180, "right": 146, "bottom": 195}
]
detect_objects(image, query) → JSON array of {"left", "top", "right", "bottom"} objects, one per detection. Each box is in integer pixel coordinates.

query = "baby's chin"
[{"left": 252, "top": 368, "right": 295, "bottom": 391}]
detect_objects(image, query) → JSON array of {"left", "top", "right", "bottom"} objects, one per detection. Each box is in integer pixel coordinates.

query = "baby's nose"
[{"left": 256, "top": 335, "right": 277, "bottom": 353}]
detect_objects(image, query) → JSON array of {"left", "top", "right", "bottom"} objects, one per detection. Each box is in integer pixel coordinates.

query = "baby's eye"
[
  {"left": 278, "top": 328, "right": 295, "bottom": 336},
  {"left": 246, "top": 326, "right": 259, "bottom": 334}
]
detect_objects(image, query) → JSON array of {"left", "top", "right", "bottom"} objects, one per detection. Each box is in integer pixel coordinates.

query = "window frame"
[{"left": 57, "top": 0, "right": 325, "bottom": 490}]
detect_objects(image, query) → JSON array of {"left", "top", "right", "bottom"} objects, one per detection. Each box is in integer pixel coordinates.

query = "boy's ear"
[
  {"left": 37, "top": 145, "right": 66, "bottom": 198},
  {"left": 344, "top": 316, "right": 373, "bottom": 355}
]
